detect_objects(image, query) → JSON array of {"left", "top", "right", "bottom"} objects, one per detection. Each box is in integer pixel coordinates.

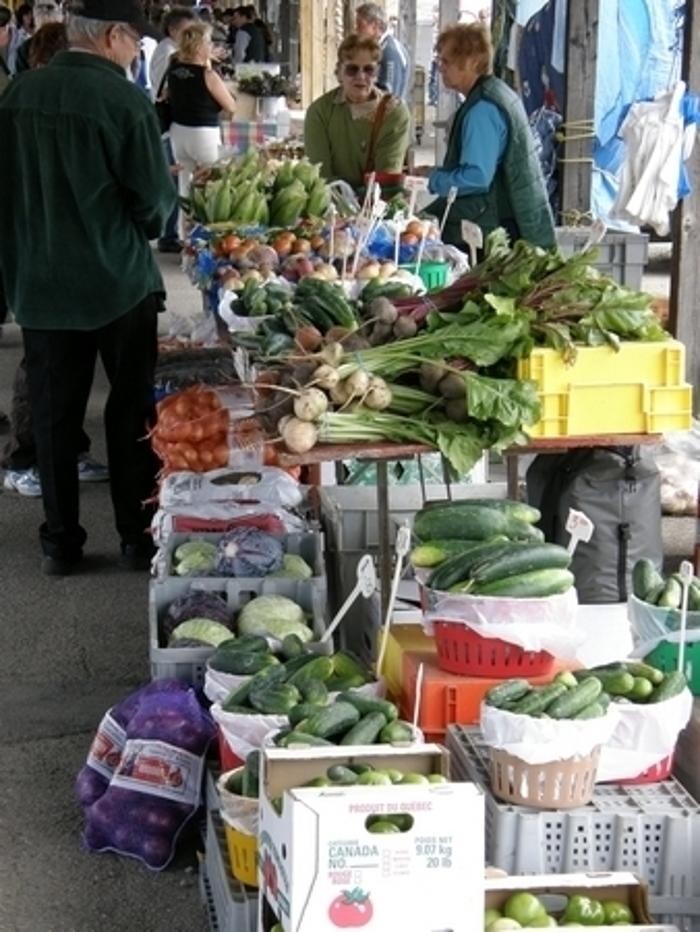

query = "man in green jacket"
[{"left": 0, "top": 0, "right": 176, "bottom": 574}]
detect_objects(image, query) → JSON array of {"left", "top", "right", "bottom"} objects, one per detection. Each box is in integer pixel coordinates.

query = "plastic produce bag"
[
  {"left": 83, "top": 688, "right": 214, "bottom": 870},
  {"left": 151, "top": 504, "right": 307, "bottom": 547},
  {"left": 217, "top": 770, "right": 258, "bottom": 835},
  {"left": 598, "top": 688, "right": 693, "bottom": 782},
  {"left": 481, "top": 703, "right": 618, "bottom": 766},
  {"left": 75, "top": 680, "right": 189, "bottom": 808},
  {"left": 212, "top": 702, "right": 286, "bottom": 762},
  {"left": 654, "top": 421, "right": 700, "bottom": 516},
  {"left": 158, "top": 467, "right": 303, "bottom": 511},
  {"left": 423, "top": 588, "right": 583, "bottom": 660}
]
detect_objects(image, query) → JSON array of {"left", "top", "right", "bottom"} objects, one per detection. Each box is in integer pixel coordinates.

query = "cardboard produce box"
[
  {"left": 258, "top": 744, "right": 484, "bottom": 932},
  {"left": 484, "top": 872, "right": 680, "bottom": 930}
]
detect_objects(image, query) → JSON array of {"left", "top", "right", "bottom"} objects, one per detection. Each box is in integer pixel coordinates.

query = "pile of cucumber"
[
  {"left": 410, "top": 499, "right": 574, "bottom": 598},
  {"left": 273, "top": 691, "right": 415, "bottom": 748},
  {"left": 218, "top": 640, "right": 374, "bottom": 717},
  {"left": 486, "top": 662, "right": 687, "bottom": 719},
  {"left": 632, "top": 558, "right": 700, "bottom": 611}
]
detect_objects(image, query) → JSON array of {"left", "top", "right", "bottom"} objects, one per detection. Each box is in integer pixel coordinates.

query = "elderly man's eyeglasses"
[{"left": 343, "top": 63, "right": 377, "bottom": 77}]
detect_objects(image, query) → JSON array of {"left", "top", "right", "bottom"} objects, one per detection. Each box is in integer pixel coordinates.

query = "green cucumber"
[
  {"left": 427, "top": 541, "right": 516, "bottom": 591},
  {"left": 510, "top": 683, "right": 568, "bottom": 716},
  {"left": 469, "top": 568, "right": 575, "bottom": 598},
  {"left": 249, "top": 683, "right": 301, "bottom": 715},
  {"left": 301, "top": 680, "right": 329, "bottom": 705},
  {"left": 209, "top": 651, "right": 279, "bottom": 676},
  {"left": 241, "top": 750, "right": 260, "bottom": 798},
  {"left": 410, "top": 539, "right": 484, "bottom": 568},
  {"left": 579, "top": 668, "right": 635, "bottom": 696},
  {"left": 279, "top": 731, "right": 333, "bottom": 748},
  {"left": 325, "top": 674, "right": 368, "bottom": 692},
  {"left": 337, "top": 690, "right": 398, "bottom": 722},
  {"left": 630, "top": 676, "right": 654, "bottom": 700},
  {"left": 331, "top": 650, "right": 372, "bottom": 683},
  {"left": 688, "top": 583, "right": 700, "bottom": 612},
  {"left": 224, "top": 769, "right": 244, "bottom": 795},
  {"left": 554, "top": 670, "right": 579, "bottom": 689},
  {"left": 598, "top": 692, "right": 611, "bottom": 710},
  {"left": 340, "top": 711, "right": 388, "bottom": 746},
  {"left": 288, "top": 702, "right": 327, "bottom": 727},
  {"left": 632, "top": 559, "right": 663, "bottom": 600},
  {"left": 625, "top": 661, "right": 664, "bottom": 685},
  {"left": 218, "top": 634, "right": 270, "bottom": 654},
  {"left": 546, "top": 677, "right": 603, "bottom": 719},
  {"left": 658, "top": 578, "right": 682, "bottom": 609},
  {"left": 415, "top": 503, "right": 536, "bottom": 543},
  {"left": 485, "top": 679, "right": 531, "bottom": 708},
  {"left": 418, "top": 498, "right": 540, "bottom": 526},
  {"left": 573, "top": 702, "right": 606, "bottom": 719},
  {"left": 379, "top": 720, "right": 414, "bottom": 744},
  {"left": 649, "top": 670, "right": 687, "bottom": 703},
  {"left": 287, "top": 656, "right": 334, "bottom": 689},
  {"left": 326, "top": 765, "right": 358, "bottom": 785},
  {"left": 281, "top": 633, "right": 306, "bottom": 659},
  {"left": 304, "top": 702, "right": 360, "bottom": 740},
  {"left": 644, "top": 581, "right": 667, "bottom": 605},
  {"left": 468, "top": 542, "right": 571, "bottom": 584},
  {"left": 281, "top": 654, "right": 318, "bottom": 678}
]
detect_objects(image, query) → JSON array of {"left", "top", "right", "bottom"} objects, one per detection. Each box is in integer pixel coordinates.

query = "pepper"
[{"left": 562, "top": 894, "right": 606, "bottom": 926}]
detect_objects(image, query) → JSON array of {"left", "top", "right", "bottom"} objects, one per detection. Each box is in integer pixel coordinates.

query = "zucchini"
[
  {"left": 337, "top": 690, "right": 398, "bottom": 722},
  {"left": 625, "top": 661, "right": 664, "bottom": 685},
  {"left": 510, "top": 683, "right": 567, "bottom": 716},
  {"left": 287, "top": 656, "right": 334, "bottom": 689},
  {"left": 427, "top": 540, "right": 516, "bottom": 591},
  {"left": 546, "top": 677, "right": 603, "bottom": 719},
  {"left": 657, "top": 578, "right": 682, "bottom": 609},
  {"left": 209, "top": 651, "right": 279, "bottom": 676},
  {"left": 469, "top": 542, "right": 571, "bottom": 584},
  {"left": 248, "top": 683, "right": 301, "bottom": 715},
  {"left": 304, "top": 702, "right": 360, "bottom": 740},
  {"left": 288, "top": 702, "right": 327, "bottom": 727},
  {"left": 649, "top": 670, "right": 687, "bottom": 703},
  {"left": 279, "top": 731, "right": 333, "bottom": 748},
  {"left": 301, "top": 680, "right": 329, "bottom": 705},
  {"left": 469, "top": 568, "right": 575, "bottom": 598},
  {"left": 573, "top": 702, "right": 606, "bottom": 719},
  {"left": 340, "top": 711, "right": 388, "bottom": 746},
  {"left": 410, "top": 539, "right": 484, "bottom": 568},
  {"left": 485, "top": 679, "right": 531, "bottom": 708},
  {"left": 632, "top": 559, "right": 663, "bottom": 600},
  {"left": 379, "top": 720, "right": 414, "bottom": 744}
]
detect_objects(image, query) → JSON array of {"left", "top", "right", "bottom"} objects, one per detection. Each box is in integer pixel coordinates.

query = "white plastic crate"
[
  {"left": 148, "top": 576, "right": 328, "bottom": 685},
  {"left": 153, "top": 530, "right": 325, "bottom": 582},
  {"left": 447, "top": 725, "right": 700, "bottom": 932},
  {"left": 200, "top": 810, "right": 257, "bottom": 932}
]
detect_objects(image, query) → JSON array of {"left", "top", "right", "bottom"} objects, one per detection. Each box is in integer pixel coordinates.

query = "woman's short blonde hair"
[
  {"left": 337, "top": 32, "right": 381, "bottom": 66},
  {"left": 437, "top": 23, "right": 493, "bottom": 76},
  {"left": 177, "top": 21, "right": 211, "bottom": 61}
]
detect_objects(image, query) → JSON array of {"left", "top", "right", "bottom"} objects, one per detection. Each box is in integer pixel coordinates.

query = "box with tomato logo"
[
  {"left": 484, "top": 872, "right": 680, "bottom": 931},
  {"left": 257, "top": 744, "right": 484, "bottom": 932}
]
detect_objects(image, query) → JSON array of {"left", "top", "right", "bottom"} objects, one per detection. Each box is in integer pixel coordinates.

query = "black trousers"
[{"left": 22, "top": 296, "right": 160, "bottom": 559}]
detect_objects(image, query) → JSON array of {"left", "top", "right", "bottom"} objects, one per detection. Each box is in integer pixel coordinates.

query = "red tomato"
[{"left": 328, "top": 890, "right": 373, "bottom": 928}]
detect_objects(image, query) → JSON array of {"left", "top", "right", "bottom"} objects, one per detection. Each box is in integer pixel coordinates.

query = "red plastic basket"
[
  {"left": 433, "top": 621, "right": 555, "bottom": 678},
  {"left": 217, "top": 726, "right": 244, "bottom": 772},
  {"left": 614, "top": 753, "right": 674, "bottom": 786}
]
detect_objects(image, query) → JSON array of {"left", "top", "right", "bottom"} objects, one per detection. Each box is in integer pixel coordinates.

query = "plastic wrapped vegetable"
[
  {"left": 237, "top": 594, "right": 313, "bottom": 642},
  {"left": 83, "top": 688, "right": 215, "bottom": 870},
  {"left": 173, "top": 540, "right": 218, "bottom": 576},
  {"left": 214, "top": 527, "right": 284, "bottom": 577},
  {"left": 168, "top": 618, "right": 235, "bottom": 648},
  {"left": 163, "top": 590, "right": 232, "bottom": 642},
  {"left": 75, "top": 680, "right": 189, "bottom": 808}
]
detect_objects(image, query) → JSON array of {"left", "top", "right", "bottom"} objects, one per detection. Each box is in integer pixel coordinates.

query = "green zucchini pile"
[
  {"left": 274, "top": 692, "right": 414, "bottom": 748},
  {"left": 410, "top": 499, "right": 573, "bottom": 597},
  {"left": 632, "top": 558, "right": 700, "bottom": 611},
  {"left": 486, "top": 662, "right": 687, "bottom": 720},
  {"left": 216, "top": 637, "right": 374, "bottom": 716}
]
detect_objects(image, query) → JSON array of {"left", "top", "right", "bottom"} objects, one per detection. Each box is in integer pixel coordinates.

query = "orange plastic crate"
[{"left": 400, "top": 649, "right": 570, "bottom": 739}]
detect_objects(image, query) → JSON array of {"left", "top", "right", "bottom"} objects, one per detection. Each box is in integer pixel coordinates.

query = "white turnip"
[
  {"left": 293, "top": 387, "right": 328, "bottom": 422},
  {"left": 281, "top": 418, "right": 319, "bottom": 453}
]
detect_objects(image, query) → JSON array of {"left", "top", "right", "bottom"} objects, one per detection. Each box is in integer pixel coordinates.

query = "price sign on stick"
[
  {"left": 318, "top": 554, "right": 376, "bottom": 649},
  {"left": 566, "top": 508, "right": 594, "bottom": 555},
  {"left": 678, "top": 560, "right": 694, "bottom": 673},
  {"left": 461, "top": 220, "right": 483, "bottom": 268}
]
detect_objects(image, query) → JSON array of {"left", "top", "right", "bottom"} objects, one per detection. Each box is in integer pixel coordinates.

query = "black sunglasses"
[{"left": 343, "top": 63, "right": 377, "bottom": 77}]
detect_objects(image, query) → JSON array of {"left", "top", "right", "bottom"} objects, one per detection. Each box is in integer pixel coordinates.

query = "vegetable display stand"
[
  {"left": 201, "top": 810, "right": 257, "bottom": 932},
  {"left": 223, "top": 821, "right": 258, "bottom": 888},
  {"left": 400, "top": 260, "right": 448, "bottom": 292},
  {"left": 446, "top": 725, "right": 700, "bottom": 931},
  {"left": 433, "top": 621, "right": 555, "bottom": 678},
  {"left": 488, "top": 745, "right": 601, "bottom": 809},
  {"left": 399, "top": 649, "right": 566, "bottom": 740},
  {"left": 644, "top": 639, "right": 700, "bottom": 696},
  {"left": 516, "top": 340, "right": 693, "bottom": 438}
]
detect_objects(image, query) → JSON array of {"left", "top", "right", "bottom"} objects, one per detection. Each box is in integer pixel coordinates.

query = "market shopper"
[
  {"left": 167, "top": 20, "right": 236, "bottom": 238},
  {"left": 304, "top": 33, "right": 410, "bottom": 191},
  {"left": 419, "top": 23, "right": 555, "bottom": 250},
  {"left": 150, "top": 5, "right": 196, "bottom": 253},
  {"left": 355, "top": 2, "right": 410, "bottom": 101},
  {"left": 11, "top": 1, "right": 63, "bottom": 75},
  {"left": 0, "top": 0, "right": 176, "bottom": 574},
  {"left": 230, "top": 4, "right": 269, "bottom": 64},
  {"left": 0, "top": 5, "right": 11, "bottom": 98},
  {"left": 7, "top": 2, "right": 33, "bottom": 72}
]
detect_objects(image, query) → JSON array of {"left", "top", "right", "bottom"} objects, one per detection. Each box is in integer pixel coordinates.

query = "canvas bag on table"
[{"left": 526, "top": 447, "right": 662, "bottom": 603}]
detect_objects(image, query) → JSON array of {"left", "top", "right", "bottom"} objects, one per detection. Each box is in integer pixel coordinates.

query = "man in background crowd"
[
  {"left": 230, "top": 4, "right": 269, "bottom": 63},
  {"left": 355, "top": 2, "right": 409, "bottom": 101}
]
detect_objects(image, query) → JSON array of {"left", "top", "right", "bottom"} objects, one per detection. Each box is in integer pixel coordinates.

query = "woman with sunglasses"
[{"left": 304, "top": 33, "right": 410, "bottom": 190}]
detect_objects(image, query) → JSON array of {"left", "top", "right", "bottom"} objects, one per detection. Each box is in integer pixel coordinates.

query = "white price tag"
[
  {"left": 680, "top": 560, "right": 694, "bottom": 583},
  {"left": 404, "top": 174, "right": 429, "bottom": 192},
  {"left": 357, "top": 553, "right": 377, "bottom": 598},
  {"left": 395, "top": 522, "right": 411, "bottom": 558},
  {"left": 566, "top": 508, "right": 594, "bottom": 554}
]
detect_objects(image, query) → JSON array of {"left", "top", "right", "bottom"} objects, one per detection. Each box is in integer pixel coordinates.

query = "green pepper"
[
  {"left": 602, "top": 900, "right": 633, "bottom": 924},
  {"left": 562, "top": 894, "right": 606, "bottom": 926}
]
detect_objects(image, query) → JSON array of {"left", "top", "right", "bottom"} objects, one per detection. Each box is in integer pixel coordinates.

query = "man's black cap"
[{"left": 72, "top": 0, "right": 149, "bottom": 34}]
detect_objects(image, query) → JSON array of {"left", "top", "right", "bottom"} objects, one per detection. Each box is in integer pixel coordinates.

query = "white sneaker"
[
  {"left": 3, "top": 468, "right": 42, "bottom": 497},
  {"left": 77, "top": 454, "right": 110, "bottom": 483}
]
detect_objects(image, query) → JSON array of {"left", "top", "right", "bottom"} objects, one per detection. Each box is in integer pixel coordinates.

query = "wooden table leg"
[
  {"left": 376, "top": 460, "right": 392, "bottom": 618},
  {"left": 506, "top": 453, "right": 519, "bottom": 500}
]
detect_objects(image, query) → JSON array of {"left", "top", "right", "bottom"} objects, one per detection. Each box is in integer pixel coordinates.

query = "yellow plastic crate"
[
  {"left": 378, "top": 623, "right": 436, "bottom": 699},
  {"left": 517, "top": 341, "right": 693, "bottom": 437}
]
